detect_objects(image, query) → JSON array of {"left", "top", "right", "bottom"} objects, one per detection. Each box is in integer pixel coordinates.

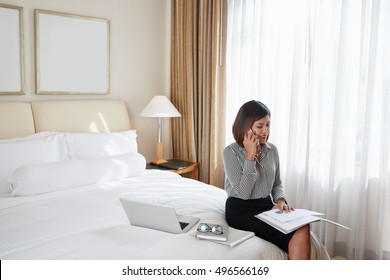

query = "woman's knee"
[{"left": 295, "top": 225, "right": 310, "bottom": 239}]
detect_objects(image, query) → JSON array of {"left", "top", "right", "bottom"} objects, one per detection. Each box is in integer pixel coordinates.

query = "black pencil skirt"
[{"left": 225, "top": 196, "right": 295, "bottom": 254}]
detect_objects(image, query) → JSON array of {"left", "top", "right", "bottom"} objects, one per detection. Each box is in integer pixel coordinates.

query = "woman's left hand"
[{"left": 273, "top": 199, "right": 294, "bottom": 213}]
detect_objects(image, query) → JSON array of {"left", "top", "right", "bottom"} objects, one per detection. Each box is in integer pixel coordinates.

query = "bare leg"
[{"left": 288, "top": 225, "right": 311, "bottom": 260}]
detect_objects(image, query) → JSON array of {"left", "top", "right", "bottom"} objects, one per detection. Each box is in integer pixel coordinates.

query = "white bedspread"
[{"left": 0, "top": 170, "right": 328, "bottom": 260}]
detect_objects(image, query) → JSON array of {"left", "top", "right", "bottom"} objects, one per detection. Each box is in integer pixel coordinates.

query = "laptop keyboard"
[{"left": 179, "top": 221, "right": 189, "bottom": 230}]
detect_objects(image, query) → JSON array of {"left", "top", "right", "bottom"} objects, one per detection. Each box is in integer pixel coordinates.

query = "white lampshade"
[
  {"left": 140, "top": 95, "right": 181, "bottom": 118},
  {"left": 140, "top": 95, "right": 181, "bottom": 165}
]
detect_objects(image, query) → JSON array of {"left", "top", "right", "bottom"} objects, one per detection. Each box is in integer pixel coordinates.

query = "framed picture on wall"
[
  {"left": 34, "top": 9, "right": 110, "bottom": 95},
  {"left": 0, "top": 4, "right": 24, "bottom": 95}
]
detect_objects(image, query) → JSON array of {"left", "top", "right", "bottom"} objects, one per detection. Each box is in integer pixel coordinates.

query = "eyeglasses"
[{"left": 197, "top": 223, "right": 223, "bottom": 235}]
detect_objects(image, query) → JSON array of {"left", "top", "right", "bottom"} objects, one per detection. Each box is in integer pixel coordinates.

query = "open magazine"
[{"left": 255, "top": 209, "right": 351, "bottom": 234}]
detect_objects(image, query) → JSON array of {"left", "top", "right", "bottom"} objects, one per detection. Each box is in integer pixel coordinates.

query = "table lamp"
[{"left": 140, "top": 95, "right": 181, "bottom": 164}]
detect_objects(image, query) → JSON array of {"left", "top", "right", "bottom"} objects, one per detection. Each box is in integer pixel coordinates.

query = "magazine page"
[{"left": 262, "top": 209, "right": 324, "bottom": 223}]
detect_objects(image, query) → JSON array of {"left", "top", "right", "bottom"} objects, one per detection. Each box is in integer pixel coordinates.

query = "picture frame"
[
  {"left": 34, "top": 9, "right": 110, "bottom": 95},
  {"left": 0, "top": 4, "right": 24, "bottom": 95}
]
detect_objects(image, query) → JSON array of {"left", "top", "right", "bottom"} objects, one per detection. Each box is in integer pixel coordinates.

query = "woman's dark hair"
[{"left": 232, "top": 100, "right": 271, "bottom": 147}]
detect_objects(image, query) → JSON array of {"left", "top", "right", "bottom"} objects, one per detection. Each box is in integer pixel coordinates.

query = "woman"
[{"left": 223, "top": 100, "right": 311, "bottom": 259}]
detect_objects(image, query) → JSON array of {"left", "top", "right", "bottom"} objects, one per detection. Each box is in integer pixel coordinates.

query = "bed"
[{"left": 0, "top": 100, "right": 329, "bottom": 260}]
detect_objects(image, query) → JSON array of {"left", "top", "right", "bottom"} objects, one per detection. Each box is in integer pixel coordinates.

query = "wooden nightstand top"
[{"left": 146, "top": 159, "right": 199, "bottom": 180}]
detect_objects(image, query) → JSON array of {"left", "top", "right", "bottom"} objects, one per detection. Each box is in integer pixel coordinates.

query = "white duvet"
[{"left": 0, "top": 170, "right": 328, "bottom": 260}]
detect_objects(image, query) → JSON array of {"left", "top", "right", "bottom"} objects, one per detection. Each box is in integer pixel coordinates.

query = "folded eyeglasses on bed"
[{"left": 197, "top": 223, "right": 223, "bottom": 235}]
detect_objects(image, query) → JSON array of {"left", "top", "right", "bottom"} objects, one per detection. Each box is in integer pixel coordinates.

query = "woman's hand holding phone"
[{"left": 243, "top": 129, "right": 260, "bottom": 161}]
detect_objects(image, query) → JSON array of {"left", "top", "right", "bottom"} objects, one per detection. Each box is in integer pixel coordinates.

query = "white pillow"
[
  {"left": 8, "top": 153, "right": 146, "bottom": 196},
  {"left": 0, "top": 134, "right": 70, "bottom": 194},
  {"left": 0, "top": 131, "right": 53, "bottom": 144},
  {"left": 65, "top": 130, "right": 138, "bottom": 159}
]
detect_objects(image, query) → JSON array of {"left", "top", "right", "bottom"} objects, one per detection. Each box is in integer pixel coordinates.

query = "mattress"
[{"left": 0, "top": 169, "right": 330, "bottom": 260}]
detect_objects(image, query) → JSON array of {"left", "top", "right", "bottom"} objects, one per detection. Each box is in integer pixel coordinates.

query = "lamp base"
[
  {"left": 151, "top": 158, "right": 168, "bottom": 165},
  {"left": 151, "top": 142, "right": 168, "bottom": 165}
]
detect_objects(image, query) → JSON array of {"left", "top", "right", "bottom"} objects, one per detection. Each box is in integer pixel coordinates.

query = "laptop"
[{"left": 120, "top": 198, "right": 200, "bottom": 234}]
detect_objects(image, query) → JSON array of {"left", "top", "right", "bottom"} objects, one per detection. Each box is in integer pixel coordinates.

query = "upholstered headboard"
[
  {"left": 0, "top": 100, "right": 131, "bottom": 140},
  {"left": 0, "top": 102, "right": 35, "bottom": 139}
]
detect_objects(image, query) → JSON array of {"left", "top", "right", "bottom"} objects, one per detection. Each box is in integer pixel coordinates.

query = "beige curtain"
[{"left": 170, "top": 0, "right": 226, "bottom": 187}]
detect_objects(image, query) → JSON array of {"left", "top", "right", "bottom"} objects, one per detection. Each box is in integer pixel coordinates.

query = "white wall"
[{"left": 0, "top": 0, "right": 171, "bottom": 162}]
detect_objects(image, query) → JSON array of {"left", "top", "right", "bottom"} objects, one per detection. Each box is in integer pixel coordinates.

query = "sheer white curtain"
[{"left": 225, "top": 0, "right": 390, "bottom": 259}]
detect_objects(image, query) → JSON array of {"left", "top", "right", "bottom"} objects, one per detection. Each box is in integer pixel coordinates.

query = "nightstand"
[{"left": 146, "top": 159, "right": 199, "bottom": 180}]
